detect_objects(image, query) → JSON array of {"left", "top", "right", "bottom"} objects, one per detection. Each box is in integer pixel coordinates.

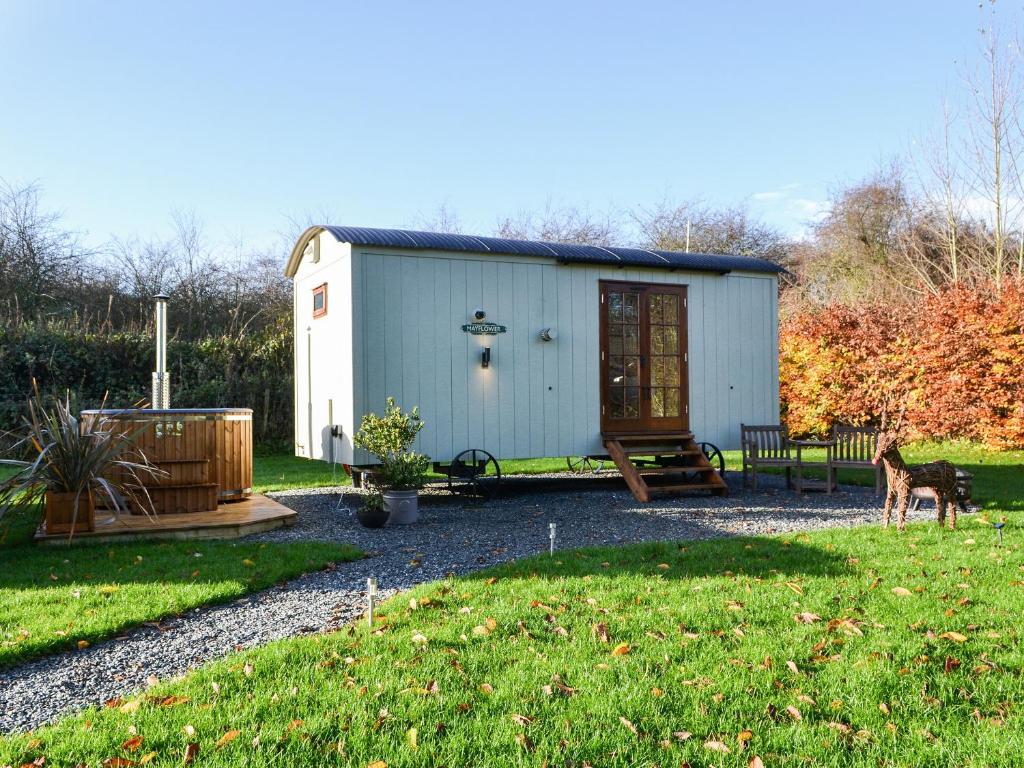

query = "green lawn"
[
  {"left": 0, "top": 462, "right": 362, "bottom": 669},
  {"left": 3, "top": 444, "right": 1022, "bottom": 765},
  {"left": 4, "top": 523, "right": 1021, "bottom": 766}
]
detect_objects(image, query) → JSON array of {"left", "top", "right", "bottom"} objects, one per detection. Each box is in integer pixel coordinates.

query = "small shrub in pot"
[{"left": 353, "top": 398, "right": 430, "bottom": 524}]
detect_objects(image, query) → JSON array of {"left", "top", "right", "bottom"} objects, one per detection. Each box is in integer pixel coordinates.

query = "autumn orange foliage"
[{"left": 780, "top": 279, "right": 1024, "bottom": 449}]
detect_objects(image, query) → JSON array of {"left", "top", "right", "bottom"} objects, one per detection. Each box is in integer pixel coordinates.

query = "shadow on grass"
[{"left": 462, "top": 536, "right": 853, "bottom": 583}]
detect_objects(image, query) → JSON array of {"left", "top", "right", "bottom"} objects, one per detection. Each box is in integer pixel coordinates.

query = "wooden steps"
[{"left": 603, "top": 433, "right": 728, "bottom": 503}]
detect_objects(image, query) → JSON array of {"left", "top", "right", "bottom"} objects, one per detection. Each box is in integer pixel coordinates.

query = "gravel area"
[{"left": 0, "top": 473, "right": 940, "bottom": 734}]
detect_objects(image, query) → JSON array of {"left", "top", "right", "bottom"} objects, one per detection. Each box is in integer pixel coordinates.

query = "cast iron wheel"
[
  {"left": 566, "top": 455, "right": 605, "bottom": 474},
  {"left": 699, "top": 442, "right": 725, "bottom": 475},
  {"left": 447, "top": 449, "right": 502, "bottom": 498}
]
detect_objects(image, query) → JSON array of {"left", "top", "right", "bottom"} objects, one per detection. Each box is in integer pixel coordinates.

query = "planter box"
[{"left": 45, "top": 491, "right": 96, "bottom": 535}]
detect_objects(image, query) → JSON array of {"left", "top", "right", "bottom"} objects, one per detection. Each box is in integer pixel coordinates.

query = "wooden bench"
[
  {"left": 741, "top": 424, "right": 796, "bottom": 490},
  {"left": 831, "top": 423, "right": 884, "bottom": 493}
]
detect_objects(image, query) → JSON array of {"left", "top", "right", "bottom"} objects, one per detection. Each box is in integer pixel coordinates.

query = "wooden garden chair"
[
  {"left": 831, "top": 423, "right": 884, "bottom": 493},
  {"left": 741, "top": 424, "right": 796, "bottom": 490}
]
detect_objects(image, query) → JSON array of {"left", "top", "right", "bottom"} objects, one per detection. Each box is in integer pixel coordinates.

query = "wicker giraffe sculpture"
[{"left": 872, "top": 431, "right": 958, "bottom": 531}]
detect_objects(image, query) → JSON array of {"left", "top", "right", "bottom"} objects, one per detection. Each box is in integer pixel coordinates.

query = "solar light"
[
  {"left": 994, "top": 522, "right": 1005, "bottom": 547},
  {"left": 549, "top": 522, "right": 557, "bottom": 556},
  {"left": 367, "top": 576, "right": 378, "bottom": 627}
]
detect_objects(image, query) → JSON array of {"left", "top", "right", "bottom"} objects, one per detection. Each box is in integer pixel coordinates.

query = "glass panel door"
[{"left": 601, "top": 281, "right": 688, "bottom": 434}]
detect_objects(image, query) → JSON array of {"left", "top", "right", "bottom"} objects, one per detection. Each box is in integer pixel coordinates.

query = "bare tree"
[
  {"left": 495, "top": 202, "right": 619, "bottom": 245},
  {"left": 633, "top": 198, "right": 792, "bottom": 266},
  {"left": 964, "top": 23, "right": 1024, "bottom": 290}
]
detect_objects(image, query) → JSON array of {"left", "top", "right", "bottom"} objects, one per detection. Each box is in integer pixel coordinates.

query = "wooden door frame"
[{"left": 599, "top": 279, "right": 689, "bottom": 435}]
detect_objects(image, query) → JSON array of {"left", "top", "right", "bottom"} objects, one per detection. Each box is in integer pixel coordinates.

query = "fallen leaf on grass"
[
  {"left": 737, "top": 729, "right": 753, "bottom": 743},
  {"left": 891, "top": 587, "right": 913, "bottom": 597},
  {"left": 793, "top": 612, "right": 821, "bottom": 624},
  {"left": 511, "top": 714, "right": 533, "bottom": 726},
  {"left": 749, "top": 757, "right": 766, "bottom": 768},
  {"left": 77, "top": 640, "right": 90, "bottom": 650},
  {"left": 672, "top": 730, "right": 692, "bottom": 742},
  {"left": 592, "top": 623, "right": 609, "bottom": 643},
  {"left": 619, "top": 716, "right": 638, "bottom": 735},
  {"left": 158, "top": 695, "right": 189, "bottom": 708},
  {"left": 119, "top": 700, "right": 142, "bottom": 714},
  {"left": 406, "top": 727, "right": 418, "bottom": 750},
  {"left": 611, "top": 643, "right": 631, "bottom": 656},
  {"left": 784, "top": 581, "right": 804, "bottom": 595},
  {"left": 939, "top": 631, "right": 967, "bottom": 643},
  {"left": 704, "top": 739, "right": 731, "bottom": 753},
  {"left": 183, "top": 743, "right": 199, "bottom": 764},
  {"left": 102, "top": 758, "right": 137, "bottom": 767},
  {"left": 215, "top": 730, "right": 240, "bottom": 749},
  {"left": 786, "top": 705, "right": 802, "bottom": 721},
  {"left": 515, "top": 733, "right": 535, "bottom": 752},
  {"left": 139, "top": 752, "right": 157, "bottom": 764},
  {"left": 479, "top": 683, "right": 494, "bottom": 694},
  {"left": 121, "top": 736, "right": 144, "bottom": 751},
  {"left": 367, "top": 762, "right": 388, "bottom": 768},
  {"left": 786, "top": 660, "right": 799, "bottom": 675}
]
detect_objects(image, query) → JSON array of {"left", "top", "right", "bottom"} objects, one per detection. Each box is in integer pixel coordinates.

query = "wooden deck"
[{"left": 34, "top": 495, "right": 296, "bottom": 545}]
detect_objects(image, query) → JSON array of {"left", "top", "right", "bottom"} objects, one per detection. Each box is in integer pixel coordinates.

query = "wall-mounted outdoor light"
[
  {"left": 539, "top": 327, "right": 557, "bottom": 342},
  {"left": 481, "top": 346, "right": 491, "bottom": 368},
  {"left": 474, "top": 307, "right": 487, "bottom": 321}
]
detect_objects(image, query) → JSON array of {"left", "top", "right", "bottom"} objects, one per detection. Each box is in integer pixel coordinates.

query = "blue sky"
[{"left": 1, "top": 1, "right": 1017, "bottom": 254}]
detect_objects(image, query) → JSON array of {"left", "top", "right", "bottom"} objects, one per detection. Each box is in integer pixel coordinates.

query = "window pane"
[
  {"left": 624, "top": 293, "right": 639, "bottom": 322},
  {"left": 651, "top": 387, "right": 664, "bottom": 418},
  {"left": 608, "top": 293, "right": 623, "bottom": 322},
  {"left": 623, "top": 325, "right": 639, "bottom": 354},
  {"left": 663, "top": 295, "right": 678, "bottom": 325},
  {"left": 648, "top": 294, "right": 662, "bottom": 325},
  {"left": 610, "top": 387, "right": 624, "bottom": 417},
  {"left": 608, "top": 324, "right": 623, "bottom": 355},
  {"left": 664, "top": 356, "right": 680, "bottom": 386},
  {"left": 651, "top": 326, "right": 663, "bottom": 355},
  {"left": 609, "top": 356, "right": 624, "bottom": 385},
  {"left": 651, "top": 357, "right": 664, "bottom": 387},
  {"left": 666, "top": 387, "right": 680, "bottom": 417},
  {"left": 662, "top": 327, "right": 678, "bottom": 354},
  {"left": 624, "top": 387, "right": 640, "bottom": 417}
]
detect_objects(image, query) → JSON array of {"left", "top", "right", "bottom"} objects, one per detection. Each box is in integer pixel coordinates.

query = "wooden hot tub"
[{"left": 83, "top": 408, "right": 253, "bottom": 515}]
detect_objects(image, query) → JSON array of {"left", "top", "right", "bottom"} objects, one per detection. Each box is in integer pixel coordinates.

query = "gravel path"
[{"left": 1, "top": 474, "right": 938, "bottom": 734}]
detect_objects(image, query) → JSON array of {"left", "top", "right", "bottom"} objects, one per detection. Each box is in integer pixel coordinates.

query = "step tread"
[
  {"left": 647, "top": 482, "right": 727, "bottom": 492},
  {"left": 637, "top": 465, "right": 718, "bottom": 474}
]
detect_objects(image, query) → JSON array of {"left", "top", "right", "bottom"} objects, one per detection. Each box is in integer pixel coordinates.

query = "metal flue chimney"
[{"left": 152, "top": 293, "right": 170, "bottom": 409}]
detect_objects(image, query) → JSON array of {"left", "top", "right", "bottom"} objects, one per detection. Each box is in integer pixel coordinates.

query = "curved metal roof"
[{"left": 285, "top": 225, "right": 784, "bottom": 277}]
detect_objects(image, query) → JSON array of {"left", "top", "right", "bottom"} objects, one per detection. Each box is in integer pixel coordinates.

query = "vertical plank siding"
[{"left": 312, "top": 249, "right": 777, "bottom": 463}]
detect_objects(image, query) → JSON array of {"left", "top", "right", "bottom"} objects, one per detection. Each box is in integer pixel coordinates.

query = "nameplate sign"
[{"left": 461, "top": 322, "right": 507, "bottom": 335}]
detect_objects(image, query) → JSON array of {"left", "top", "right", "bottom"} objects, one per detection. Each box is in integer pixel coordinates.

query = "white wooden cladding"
[{"left": 343, "top": 249, "right": 779, "bottom": 463}]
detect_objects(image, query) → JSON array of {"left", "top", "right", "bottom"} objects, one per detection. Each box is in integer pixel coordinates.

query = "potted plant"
[
  {"left": 353, "top": 397, "right": 430, "bottom": 525},
  {"left": 355, "top": 490, "right": 389, "bottom": 528},
  {"left": 0, "top": 388, "right": 158, "bottom": 538}
]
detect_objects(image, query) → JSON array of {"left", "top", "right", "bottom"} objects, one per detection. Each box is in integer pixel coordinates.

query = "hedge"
[
  {"left": 0, "top": 324, "right": 293, "bottom": 448},
  {"left": 780, "top": 280, "right": 1024, "bottom": 449}
]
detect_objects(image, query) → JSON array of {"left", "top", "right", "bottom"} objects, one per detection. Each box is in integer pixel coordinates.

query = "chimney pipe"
[{"left": 152, "top": 293, "right": 170, "bottom": 409}]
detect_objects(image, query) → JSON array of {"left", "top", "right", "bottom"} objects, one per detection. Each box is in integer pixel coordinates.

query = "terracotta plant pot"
[{"left": 45, "top": 490, "right": 96, "bottom": 535}]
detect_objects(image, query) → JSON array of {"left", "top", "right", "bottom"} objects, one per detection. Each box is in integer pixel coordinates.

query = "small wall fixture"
[
  {"left": 539, "top": 327, "right": 557, "bottom": 342},
  {"left": 481, "top": 346, "right": 491, "bottom": 368},
  {"left": 474, "top": 308, "right": 487, "bottom": 321}
]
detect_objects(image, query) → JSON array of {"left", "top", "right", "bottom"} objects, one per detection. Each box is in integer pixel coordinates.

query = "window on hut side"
[{"left": 312, "top": 283, "right": 327, "bottom": 318}]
